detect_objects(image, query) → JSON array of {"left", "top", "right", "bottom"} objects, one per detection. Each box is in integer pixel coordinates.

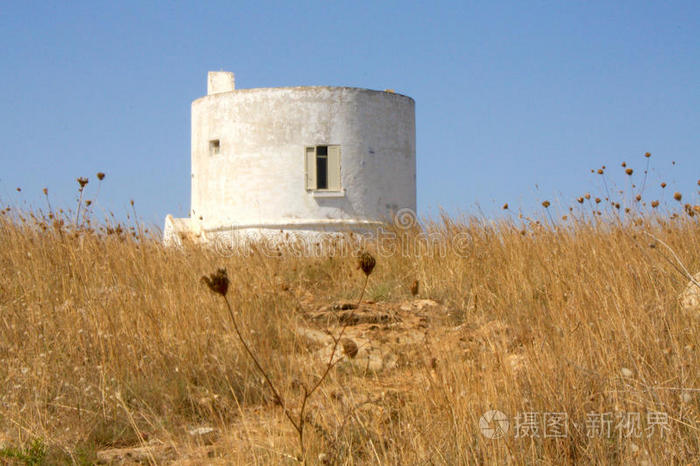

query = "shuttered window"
[
  {"left": 305, "top": 145, "right": 341, "bottom": 191},
  {"left": 327, "top": 146, "right": 341, "bottom": 190}
]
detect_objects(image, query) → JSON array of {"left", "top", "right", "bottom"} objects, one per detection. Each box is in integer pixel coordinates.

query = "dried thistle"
[
  {"left": 577, "top": 197, "right": 584, "bottom": 204},
  {"left": 651, "top": 200, "right": 660, "bottom": 208},
  {"left": 201, "top": 268, "right": 229, "bottom": 296},
  {"left": 357, "top": 252, "right": 376, "bottom": 277},
  {"left": 97, "top": 172, "right": 105, "bottom": 181},
  {"left": 635, "top": 194, "right": 642, "bottom": 202},
  {"left": 16, "top": 187, "right": 21, "bottom": 192},
  {"left": 621, "top": 162, "right": 627, "bottom": 167},
  {"left": 410, "top": 279, "right": 419, "bottom": 296},
  {"left": 502, "top": 203, "right": 508, "bottom": 210},
  {"left": 42, "top": 188, "right": 48, "bottom": 196},
  {"left": 625, "top": 168, "right": 633, "bottom": 176},
  {"left": 661, "top": 182, "right": 667, "bottom": 188},
  {"left": 673, "top": 192, "right": 682, "bottom": 202},
  {"left": 77, "top": 177, "right": 88, "bottom": 189},
  {"left": 645, "top": 152, "right": 651, "bottom": 158},
  {"left": 597, "top": 169, "right": 604, "bottom": 175},
  {"left": 341, "top": 338, "right": 359, "bottom": 359},
  {"left": 584, "top": 193, "right": 591, "bottom": 200},
  {"left": 542, "top": 201, "right": 551, "bottom": 208}
]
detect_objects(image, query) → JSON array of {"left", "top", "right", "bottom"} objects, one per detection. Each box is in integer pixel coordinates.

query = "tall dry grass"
[{"left": 0, "top": 187, "right": 699, "bottom": 463}]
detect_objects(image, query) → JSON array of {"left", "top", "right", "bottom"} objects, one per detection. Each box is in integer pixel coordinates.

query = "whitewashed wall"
[{"left": 165, "top": 77, "right": 416, "bottom": 244}]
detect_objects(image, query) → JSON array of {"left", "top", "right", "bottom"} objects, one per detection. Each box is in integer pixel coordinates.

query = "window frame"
[{"left": 305, "top": 145, "right": 342, "bottom": 192}]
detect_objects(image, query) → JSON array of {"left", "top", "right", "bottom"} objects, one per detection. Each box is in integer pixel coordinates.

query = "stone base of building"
[{"left": 163, "top": 215, "right": 384, "bottom": 255}]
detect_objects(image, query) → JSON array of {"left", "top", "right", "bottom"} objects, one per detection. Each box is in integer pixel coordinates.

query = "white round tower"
[{"left": 164, "top": 71, "right": 416, "bottom": 245}]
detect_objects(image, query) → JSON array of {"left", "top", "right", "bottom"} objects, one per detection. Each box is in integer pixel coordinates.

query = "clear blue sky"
[{"left": 1, "top": 1, "right": 698, "bottom": 227}]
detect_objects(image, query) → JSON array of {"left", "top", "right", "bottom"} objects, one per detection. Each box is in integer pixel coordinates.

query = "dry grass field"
[{"left": 1, "top": 177, "right": 699, "bottom": 464}]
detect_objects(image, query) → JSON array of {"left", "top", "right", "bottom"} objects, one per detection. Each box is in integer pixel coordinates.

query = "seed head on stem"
[
  {"left": 357, "top": 251, "right": 376, "bottom": 277},
  {"left": 201, "top": 268, "right": 229, "bottom": 296}
]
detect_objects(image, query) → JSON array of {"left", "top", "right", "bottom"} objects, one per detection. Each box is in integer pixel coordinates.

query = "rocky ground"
[
  {"left": 92, "top": 296, "right": 534, "bottom": 464},
  {"left": 83, "top": 272, "right": 700, "bottom": 463}
]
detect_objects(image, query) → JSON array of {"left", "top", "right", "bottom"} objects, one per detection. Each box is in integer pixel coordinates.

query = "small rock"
[
  {"left": 679, "top": 272, "right": 700, "bottom": 316},
  {"left": 680, "top": 391, "right": 693, "bottom": 403},
  {"left": 295, "top": 326, "right": 333, "bottom": 345},
  {"left": 620, "top": 367, "right": 634, "bottom": 378},
  {"left": 382, "top": 352, "right": 398, "bottom": 370},
  {"left": 400, "top": 299, "right": 440, "bottom": 312},
  {"left": 506, "top": 353, "right": 526, "bottom": 371},
  {"left": 351, "top": 347, "right": 397, "bottom": 371},
  {"left": 332, "top": 302, "right": 357, "bottom": 311},
  {"left": 96, "top": 445, "right": 175, "bottom": 463},
  {"left": 187, "top": 426, "right": 219, "bottom": 445}
]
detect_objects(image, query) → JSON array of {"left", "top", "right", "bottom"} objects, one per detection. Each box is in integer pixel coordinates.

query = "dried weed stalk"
[{"left": 202, "top": 252, "right": 376, "bottom": 461}]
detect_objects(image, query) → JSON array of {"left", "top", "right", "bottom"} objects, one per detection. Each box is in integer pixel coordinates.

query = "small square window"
[{"left": 209, "top": 139, "right": 220, "bottom": 155}]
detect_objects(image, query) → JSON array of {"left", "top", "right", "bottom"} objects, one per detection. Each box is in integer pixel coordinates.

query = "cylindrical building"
[{"left": 164, "top": 71, "right": 416, "bottom": 244}]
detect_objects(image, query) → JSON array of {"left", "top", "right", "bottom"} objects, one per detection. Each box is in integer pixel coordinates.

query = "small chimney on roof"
[{"left": 207, "top": 71, "right": 235, "bottom": 95}]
